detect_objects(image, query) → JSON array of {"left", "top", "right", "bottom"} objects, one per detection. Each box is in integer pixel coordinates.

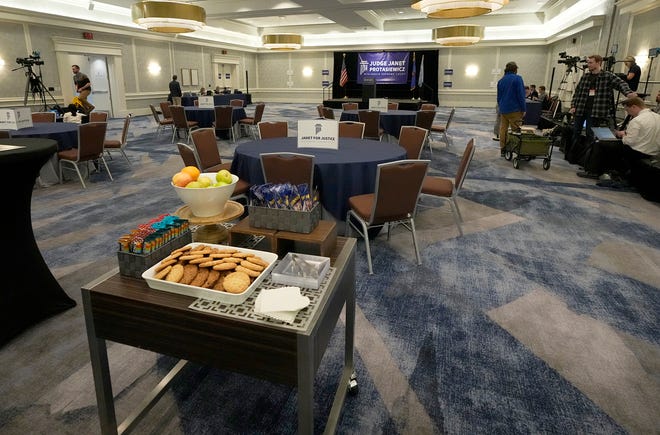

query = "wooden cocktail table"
[{"left": 82, "top": 237, "right": 356, "bottom": 434}]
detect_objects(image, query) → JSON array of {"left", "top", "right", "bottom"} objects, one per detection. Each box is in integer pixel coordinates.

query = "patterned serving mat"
[{"left": 188, "top": 265, "right": 337, "bottom": 331}]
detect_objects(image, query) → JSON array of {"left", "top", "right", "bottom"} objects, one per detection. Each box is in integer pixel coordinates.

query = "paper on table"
[{"left": 254, "top": 286, "right": 310, "bottom": 324}]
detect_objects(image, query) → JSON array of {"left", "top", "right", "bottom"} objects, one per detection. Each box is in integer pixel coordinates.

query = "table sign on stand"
[
  {"left": 0, "top": 107, "right": 33, "bottom": 130},
  {"left": 198, "top": 96, "right": 214, "bottom": 108},
  {"left": 297, "top": 119, "right": 338, "bottom": 149},
  {"left": 368, "top": 98, "right": 388, "bottom": 111}
]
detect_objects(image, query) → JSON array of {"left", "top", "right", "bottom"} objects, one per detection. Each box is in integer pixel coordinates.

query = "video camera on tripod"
[
  {"left": 557, "top": 52, "right": 585, "bottom": 70},
  {"left": 16, "top": 51, "right": 44, "bottom": 67}
]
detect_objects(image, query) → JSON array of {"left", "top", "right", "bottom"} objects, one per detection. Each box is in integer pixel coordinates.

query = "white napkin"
[{"left": 254, "top": 286, "right": 310, "bottom": 324}]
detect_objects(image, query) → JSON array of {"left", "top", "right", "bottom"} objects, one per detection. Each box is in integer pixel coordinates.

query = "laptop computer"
[{"left": 591, "top": 126, "right": 618, "bottom": 141}]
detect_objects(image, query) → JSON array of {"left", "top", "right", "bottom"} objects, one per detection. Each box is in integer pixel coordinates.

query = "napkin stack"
[{"left": 254, "top": 287, "right": 310, "bottom": 324}]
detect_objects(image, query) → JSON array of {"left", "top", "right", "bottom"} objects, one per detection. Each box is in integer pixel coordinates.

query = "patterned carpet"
[{"left": 0, "top": 104, "right": 658, "bottom": 434}]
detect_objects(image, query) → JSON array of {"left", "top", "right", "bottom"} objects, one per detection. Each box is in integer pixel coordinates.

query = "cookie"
[
  {"left": 189, "top": 256, "right": 213, "bottom": 264},
  {"left": 246, "top": 256, "right": 269, "bottom": 267},
  {"left": 209, "top": 253, "right": 232, "bottom": 259},
  {"left": 232, "top": 252, "right": 254, "bottom": 258},
  {"left": 179, "top": 253, "right": 205, "bottom": 261},
  {"left": 154, "top": 265, "right": 172, "bottom": 280},
  {"left": 240, "top": 260, "right": 264, "bottom": 272},
  {"left": 223, "top": 271, "right": 251, "bottom": 294},
  {"left": 213, "top": 262, "right": 237, "bottom": 271},
  {"left": 212, "top": 278, "right": 226, "bottom": 291},
  {"left": 162, "top": 251, "right": 183, "bottom": 262},
  {"left": 202, "top": 269, "right": 221, "bottom": 288},
  {"left": 165, "top": 264, "right": 184, "bottom": 282},
  {"left": 155, "top": 258, "right": 176, "bottom": 272},
  {"left": 235, "top": 265, "right": 261, "bottom": 278},
  {"left": 172, "top": 245, "right": 193, "bottom": 254},
  {"left": 180, "top": 263, "right": 199, "bottom": 285},
  {"left": 190, "top": 268, "right": 209, "bottom": 287},
  {"left": 199, "top": 259, "right": 225, "bottom": 268},
  {"left": 222, "top": 257, "right": 242, "bottom": 264}
]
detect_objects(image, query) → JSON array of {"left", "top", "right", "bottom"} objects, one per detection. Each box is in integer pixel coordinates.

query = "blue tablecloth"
[
  {"left": 9, "top": 123, "right": 79, "bottom": 151},
  {"left": 181, "top": 94, "right": 248, "bottom": 107},
  {"left": 339, "top": 110, "right": 417, "bottom": 138},
  {"left": 230, "top": 137, "right": 407, "bottom": 220},
  {"left": 184, "top": 107, "right": 247, "bottom": 128}
]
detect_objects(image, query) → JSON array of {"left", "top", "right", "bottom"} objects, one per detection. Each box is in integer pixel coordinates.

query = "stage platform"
[{"left": 322, "top": 98, "right": 431, "bottom": 110}]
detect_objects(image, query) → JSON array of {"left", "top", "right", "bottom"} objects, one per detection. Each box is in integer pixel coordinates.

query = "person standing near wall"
[
  {"left": 71, "top": 64, "right": 94, "bottom": 114},
  {"left": 623, "top": 55, "right": 641, "bottom": 92},
  {"left": 497, "top": 61, "right": 526, "bottom": 157},
  {"left": 169, "top": 75, "right": 182, "bottom": 106}
]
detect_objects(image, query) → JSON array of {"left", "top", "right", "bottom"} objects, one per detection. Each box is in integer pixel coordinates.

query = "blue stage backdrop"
[{"left": 333, "top": 50, "right": 439, "bottom": 104}]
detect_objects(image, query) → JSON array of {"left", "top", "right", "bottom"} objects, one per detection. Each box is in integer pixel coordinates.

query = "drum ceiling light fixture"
[
  {"left": 411, "top": 0, "right": 508, "bottom": 19},
  {"left": 262, "top": 34, "right": 304, "bottom": 50},
  {"left": 433, "top": 25, "right": 484, "bottom": 46},
  {"left": 131, "top": 1, "right": 206, "bottom": 33}
]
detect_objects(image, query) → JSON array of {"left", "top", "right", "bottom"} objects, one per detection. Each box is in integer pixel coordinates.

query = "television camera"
[
  {"left": 12, "top": 50, "right": 59, "bottom": 112},
  {"left": 16, "top": 51, "right": 44, "bottom": 67},
  {"left": 557, "top": 52, "right": 584, "bottom": 69}
]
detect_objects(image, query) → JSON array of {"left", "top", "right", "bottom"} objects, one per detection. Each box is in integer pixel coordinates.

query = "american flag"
[{"left": 339, "top": 55, "right": 348, "bottom": 87}]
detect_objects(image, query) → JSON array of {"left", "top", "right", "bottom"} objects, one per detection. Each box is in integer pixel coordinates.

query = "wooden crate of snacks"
[
  {"left": 117, "top": 215, "right": 191, "bottom": 278},
  {"left": 248, "top": 202, "right": 321, "bottom": 234}
]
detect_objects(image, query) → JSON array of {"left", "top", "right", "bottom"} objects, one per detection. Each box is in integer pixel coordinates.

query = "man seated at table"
[{"left": 614, "top": 96, "right": 660, "bottom": 173}]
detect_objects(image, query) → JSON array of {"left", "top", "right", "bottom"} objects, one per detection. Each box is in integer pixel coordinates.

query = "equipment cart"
[{"left": 504, "top": 132, "right": 554, "bottom": 170}]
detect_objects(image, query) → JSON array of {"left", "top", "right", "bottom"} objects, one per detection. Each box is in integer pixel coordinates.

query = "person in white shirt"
[
  {"left": 615, "top": 96, "right": 660, "bottom": 157},
  {"left": 63, "top": 104, "right": 84, "bottom": 123}
]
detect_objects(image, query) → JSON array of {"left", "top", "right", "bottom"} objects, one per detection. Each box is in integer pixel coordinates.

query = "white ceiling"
[{"left": 0, "top": 0, "right": 609, "bottom": 50}]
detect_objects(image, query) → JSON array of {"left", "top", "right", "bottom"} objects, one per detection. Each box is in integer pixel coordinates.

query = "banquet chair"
[
  {"left": 418, "top": 138, "right": 475, "bottom": 237},
  {"left": 230, "top": 99, "right": 244, "bottom": 107},
  {"left": 342, "top": 102, "right": 358, "bottom": 111},
  {"left": 415, "top": 110, "right": 436, "bottom": 154},
  {"left": 177, "top": 142, "right": 200, "bottom": 168},
  {"left": 387, "top": 102, "right": 399, "bottom": 110},
  {"left": 321, "top": 107, "right": 335, "bottom": 120},
  {"left": 170, "top": 105, "right": 200, "bottom": 143},
  {"left": 150, "top": 104, "right": 173, "bottom": 136},
  {"left": 31, "top": 112, "right": 56, "bottom": 123},
  {"left": 338, "top": 121, "right": 365, "bottom": 139},
  {"left": 260, "top": 152, "right": 314, "bottom": 188},
  {"left": 430, "top": 107, "right": 455, "bottom": 147},
  {"left": 258, "top": 121, "right": 288, "bottom": 139},
  {"left": 238, "top": 102, "right": 265, "bottom": 139},
  {"left": 103, "top": 114, "right": 132, "bottom": 167},
  {"left": 398, "top": 126, "right": 428, "bottom": 159},
  {"left": 193, "top": 100, "right": 199, "bottom": 106},
  {"left": 89, "top": 111, "right": 108, "bottom": 122},
  {"left": 159, "top": 101, "right": 173, "bottom": 119},
  {"left": 316, "top": 104, "right": 324, "bottom": 118},
  {"left": 58, "top": 122, "right": 112, "bottom": 189},
  {"left": 213, "top": 105, "right": 236, "bottom": 142},
  {"left": 346, "top": 159, "right": 429, "bottom": 274},
  {"left": 0, "top": 130, "right": 11, "bottom": 138},
  {"left": 358, "top": 110, "right": 384, "bottom": 141},
  {"left": 420, "top": 103, "right": 436, "bottom": 111}
]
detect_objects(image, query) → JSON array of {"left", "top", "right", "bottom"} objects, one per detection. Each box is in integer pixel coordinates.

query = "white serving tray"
[
  {"left": 270, "top": 253, "right": 330, "bottom": 289},
  {"left": 142, "top": 242, "right": 278, "bottom": 305}
]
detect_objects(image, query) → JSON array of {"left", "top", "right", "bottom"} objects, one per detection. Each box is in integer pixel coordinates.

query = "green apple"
[
  {"left": 185, "top": 181, "right": 203, "bottom": 188},
  {"left": 216, "top": 169, "right": 233, "bottom": 184},
  {"left": 212, "top": 182, "right": 225, "bottom": 187},
  {"left": 197, "top": 176, "right": 212, "bottom": 187}
]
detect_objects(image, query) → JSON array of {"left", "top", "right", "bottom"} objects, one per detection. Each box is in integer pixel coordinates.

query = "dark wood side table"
[
  {"left": 82, "top": 237, "right": 356, "bottom": 434},
  {"left": 1, "top": 138, "right": 76, "bottom": 346}
]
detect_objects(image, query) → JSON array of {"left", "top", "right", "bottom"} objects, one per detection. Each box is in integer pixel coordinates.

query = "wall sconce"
[
  {"left": 147, "top": 61, "right": 161, "bottom": 75},
  {"left": 302, "top": 67, "right": 313, "bottom": 77},
  {"left": 465, "top": 64, "right": 479, "bottom": 77}
]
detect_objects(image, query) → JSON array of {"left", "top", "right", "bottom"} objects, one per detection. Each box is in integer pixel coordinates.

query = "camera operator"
[
  {"left": 623, "top": 56, "right": 641, "bottom": 92},
  {"left": 569, "top": 54, "right": 636, "bottom": 178},
  {"left": 71, "top": 64, "right": 95, "bottom": 115}
]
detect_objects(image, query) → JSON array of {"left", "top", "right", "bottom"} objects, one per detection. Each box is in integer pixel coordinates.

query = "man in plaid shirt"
[{"left": 570, "top": 54, "right": 636, "bottom": 177}]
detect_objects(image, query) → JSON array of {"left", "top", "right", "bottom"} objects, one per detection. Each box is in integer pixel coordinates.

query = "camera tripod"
[
  {"left": 556, "top": 64, "right": 582, "bottom": 110},
  {"left": 13, "top": 64, "right": 59, "bottom": 112}
]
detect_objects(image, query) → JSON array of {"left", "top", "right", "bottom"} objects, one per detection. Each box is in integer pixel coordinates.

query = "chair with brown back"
[
  {"left": 316, "top": 104, "right": 324, "bottom": 118},
  {"left": 190, "top": 128, "right": 250, "bottom": 201},
  {"left": 57, "top": 122, "right": 112, "bottom": 188},
  {"left": 103, "top": 114, "right": 132, "bottom": 167},
  {"left": 415, "top": 110, "right": 436, "bottom": 155},
  {"left": 159, "top": 101, "right": 172, "bottom": 119},
  {"left": 238, "top": 102, "right": 265, "bottom": 139},
  {"left": 89, "top": 111, "right": 108, "bottom": 122},
  {"left": 31, "top": 112, "right": 56, "bottom": 123},
  {"left": 398, "top": 126, "right": 428, "bottom": 159},
  {"left": 342, "top": 102, "right": 358, "bottom": 111},
  {"left": 260, "top": 152, "right": 314, "bottom": 188},
  {"left": 358, "top": 110, "right": 384, "bottom": 141},
  {"left": 213, "top": 105, "right": 236, "bottom": 142},
  {"left": 321, "top": 107, "right": 335, "bottom": 120},
  {"left": 258, "top": 121, "right": 288, "bottom": 139},
  {"left": 420, "top": 103, "right": 436, "bottom": 111},
  {"left": 418, "top": 138, "right": 475, "bottom": 236},
  {"left": 169, "top": 105, "right": 200, "bottom": 143},
  {"left": 0, "top": 130, "right": 11, "bottom": 138},
  {"left": 150, "top": 104, "right": 173, "bottom": 136},
  {"left": 338, "top": 121, "right": 365, "bottom": 139},
  {"left": 230, "top": 99, "right": 244, "bottom": 108},
  {"left": 430, "top": 107, "right": 455, "bottom": 147},
  {"left": 387, "top": 102, "right": 399, "bottom": 110},
  {"left": 193, "top": 100, "right": 199, "bottom": 106},
  {"left": 346, "top": 159, "right": 429, "bottom": 274},
  {"left": 177, "top": 142, "right": 200, "bottom": 168}
]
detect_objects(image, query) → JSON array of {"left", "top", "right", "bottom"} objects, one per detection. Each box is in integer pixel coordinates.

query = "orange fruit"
[
  {"left": 181, "top": 166, "right": 200, "bottom": 181},
  {"left": 172, "top": 172, "right": 194, "bottom": 187}
]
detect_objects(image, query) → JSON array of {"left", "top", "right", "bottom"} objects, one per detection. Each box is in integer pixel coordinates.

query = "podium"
[{"left": 362, "top": 78, "right": 376, "bottom": 102}]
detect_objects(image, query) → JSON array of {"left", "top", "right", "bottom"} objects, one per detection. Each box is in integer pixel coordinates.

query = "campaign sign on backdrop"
[
  {"left": 198, "top": 96, "right": 214, "bottom": 108},
  {"left": 297, "top": 120, "right": 339, "bottom": 150},
  {"left": 368, "top": 98, "right": 389, "bottom": 112},
  {"left": 357, "top": 51, "right": 409, "bottom": 84}
]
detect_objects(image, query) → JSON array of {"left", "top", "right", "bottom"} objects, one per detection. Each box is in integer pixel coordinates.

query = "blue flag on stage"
[
  {"left": 410, "top": 53, "right": 417, "bottom": 90},
  {"left": 418, "top": 55, "right": 424, "bottom": 88}
]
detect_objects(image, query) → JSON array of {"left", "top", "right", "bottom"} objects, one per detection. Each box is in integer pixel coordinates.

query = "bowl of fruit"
[{"left": 171, "top": 167, "right": 238, "bottom": 217}]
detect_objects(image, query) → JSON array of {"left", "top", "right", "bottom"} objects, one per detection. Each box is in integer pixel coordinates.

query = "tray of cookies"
[{"left": 141, "top": 242, "right": 278, "bottom": 305}]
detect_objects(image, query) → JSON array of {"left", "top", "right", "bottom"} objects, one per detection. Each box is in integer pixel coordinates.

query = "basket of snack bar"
[
  {"left": 248, "top": 183, "right": 321, "bottom": 233},
  {"left": 117, "top": 214, "right": 192, "bottom": 278}
]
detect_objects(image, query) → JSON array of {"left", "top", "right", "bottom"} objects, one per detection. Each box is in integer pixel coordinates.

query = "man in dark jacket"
[
  {"left": 497, "top": 61, "right": 526, "bottom": 157},
  {"left": 169, "top": 75, "right": 182, "bottom": 106}
]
